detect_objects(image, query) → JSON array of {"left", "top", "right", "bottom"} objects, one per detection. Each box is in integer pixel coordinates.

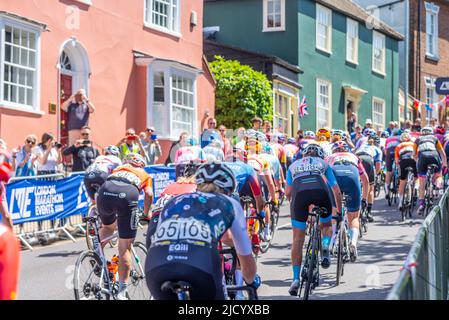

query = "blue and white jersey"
[
  {"left": 355, "top": 144, "right": 382, "bottom": 163},
  {"left": 286, "top": 156, "right": 338, "bottom": 188},
  {"left": 224, "top": 161, "right": 257, "bottom": 192}
]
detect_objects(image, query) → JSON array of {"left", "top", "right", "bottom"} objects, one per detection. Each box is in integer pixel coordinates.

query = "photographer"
[
  {"left": 63, "top": 126, "right": 99, "bottom": 172},
  {"left": 144, "top": 127, "right": 162, "bottom": 165},
  {"left": 33, "top": 133, "right": 63, "bottom": 176},
  {"left": 117, "top": 128, "right": 146, "bottom": 160}
]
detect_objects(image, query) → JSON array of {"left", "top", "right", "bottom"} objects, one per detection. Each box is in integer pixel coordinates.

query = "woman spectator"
[
  {"left": 11, "top": 135, "right": 38, "bottom": 177},
  {"left": 33, "top": 133, "right": 62, "bottom": 176},
  {"left": 165, "top": 132, "right": 188, "bottom": 165}
]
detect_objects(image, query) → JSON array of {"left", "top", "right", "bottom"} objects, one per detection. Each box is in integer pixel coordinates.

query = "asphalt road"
[{"left": 18, "top": 192, "right": 423, "bottom": 300}]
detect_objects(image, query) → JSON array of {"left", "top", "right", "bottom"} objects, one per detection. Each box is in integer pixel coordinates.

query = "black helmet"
[{"left": 195, "top": 162, "right": 237, "bottom": 195}]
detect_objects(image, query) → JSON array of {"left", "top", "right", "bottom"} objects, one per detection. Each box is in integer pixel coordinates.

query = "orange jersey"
[
  {"left": 395, "top": 141, "right": 415, "bottom": 162},
  {"left": 110, "top": 164, "right": 152, "bottom": 191}
]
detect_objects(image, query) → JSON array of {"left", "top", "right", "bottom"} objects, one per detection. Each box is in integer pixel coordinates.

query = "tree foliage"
[{"left": 209, "top": 56, "right": 273, "bottom": 129}]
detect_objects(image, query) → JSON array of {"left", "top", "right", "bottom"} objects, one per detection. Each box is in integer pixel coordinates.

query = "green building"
[{"left": 204, "top": 0, "right": 404, "bottom": 132}]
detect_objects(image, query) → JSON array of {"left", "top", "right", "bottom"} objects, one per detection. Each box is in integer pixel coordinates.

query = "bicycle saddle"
[{"left": 161, "top": 281, "right": 193, "bottom": 293}]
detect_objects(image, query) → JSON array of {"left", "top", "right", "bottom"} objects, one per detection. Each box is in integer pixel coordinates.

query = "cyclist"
[
  {"left": 284, "top": 138, "right": 299, "bottom": 169},
  {"left": 175, "top": 137, "right": 206, "bottom": 178},
  {"left": 83, "top": 145, "right": 122, "bottom": 202},
  {"left": 271, "top": 133, "right": 288, "bottom": 177},
  {"left": 293, "top": 132, "right": 315, "bottom": 161},
  {"left": 384, "top": 129, "right": 402, "bottom": 201},
  {"left": 332, "top": 129, "right": 355, "bottom": 150},
  {"left": 286, "top": 144, "right": 343, "bottom": 296},
  {"left": 316, "top": 128, "right": 333, "bottom": 157},
  {"left": 435, "top": 126, "right": 446, "bottom": 145},
  {"left": 0, "top": 150, "right": 20, "bottom": 300},
  {"left": 394, "top": 132, "right": 418, "bottom": 211},
  {"left": 355, "top": 132, "right": 382, "bottom": 222},
  {"left": 326, "top": 141, "right": 369, "bottom": 261},
  {"left": 203, "top": 139, "right": 225, "bottom": 162},
  {"left": 355, "top": 128, "right": 376, "bottom": 149},
  {"left": 145, "top": 162, "right": 259, "bottom": 300},
  {"left": 96, "top": 153, "right": 153, "bottom": 300},
  {"left": 414, "top": 127, "right": 447, "bottom": 215}
]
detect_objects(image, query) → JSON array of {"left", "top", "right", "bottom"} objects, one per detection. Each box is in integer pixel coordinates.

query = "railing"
[{"left": 388, "top": 190, "right": 449, "bottom": 300}]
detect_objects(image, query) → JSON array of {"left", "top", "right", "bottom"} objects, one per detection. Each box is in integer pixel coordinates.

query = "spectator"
[
  {"left": 165, "top": 132, "right": 188, "bottom": 165},
  {"left": 143, "top": 127, "right": 162, "bottom": 165},
  {"left": 218, "top": 125, "right": 232, "bottom": 158},
  {"left": 117, "top": 128, "right": 145, "bottom": 159},
  {"left": 430, "top": 117, "right": 438, "bottom": 128},
  {"left": 404, "top": 120, "right": 412, "bottom": 130},
  {"left": 232, "top": 127, "right": 246, "bottom": 146},
  {"left": 263, "top": 121, "right": 272, "bottom": 135},
  {"left": 347, "top": 102, "right": 357, "bottom": 134},
  {"left": 351, "top": 124, "right": 363, "bottom": 145},
  {"left": 200, "top": 111, "right": 219, "bottom": 148},
  {"left": 61, "top": 89, "right": 95, "bottom": 146},
  {"left": 63, "top": 126, "right": 99, "bottom": 172},
  {"left": 139, "top": 132, "right": 149, "bottom": 147},
  {"left": 386, "top": 121, "right": 395, "bottom": 136},
  {"left": 252, "top": 117, "right": 263, "bottom": 131},
  {"left": 364, "top": 119, "right": 373, "bottom": 130},
  {"left": 412, "top": 118, "right": 422, "bottom": 132},
  {"left": 11, "top": 135, "right": 38, "bottom": 177},
  {"left": 33, "top": 133, "right": 62, "bottom": 175}
]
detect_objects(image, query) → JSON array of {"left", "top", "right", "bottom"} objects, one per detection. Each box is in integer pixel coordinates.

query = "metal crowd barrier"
[
  {"left": 388, "top": 190, "right": 449, "bottom": 300},
  {"left": 8, "top": 172, "right": 83, "bottom": 251}
]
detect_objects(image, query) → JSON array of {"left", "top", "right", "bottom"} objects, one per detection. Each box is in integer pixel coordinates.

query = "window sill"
[
  {"left": 425, "top": 54, "right": 439, "bottom": 62},
  {"left": 316, "top": 47, "right": 332, "bottom": 56},
  {"left": 372, "top": 69, "right": 386, "bottom": 78},
  {"left": 262, "top": 27, "right": 286, "bottom": 33},
  {"left": 0, "top": 102, "right": 44, "bottom": 115},
  {"left": 77, "top": 0, "right": 92, "bottom": 5},
  {"left": 144, "top": 22, "right": 182, "bottom": 39},
  {"left": 346, "top": 59, "right": 359, "bottom": 67}
]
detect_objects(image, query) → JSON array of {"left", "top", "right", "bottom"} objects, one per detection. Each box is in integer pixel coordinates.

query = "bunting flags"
[
  {"left": 410, "top": 95, "right": 449, "bottom": 111},
  {"left": 298, "top": 96, "right": 308, "bottom": 118}
]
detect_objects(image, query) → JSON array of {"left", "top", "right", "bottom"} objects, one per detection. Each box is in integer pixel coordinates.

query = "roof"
[
  {"left": 133, "top": 50, "right": 203, "bottom": 74},
  {"left": 204, "top": 0, "right": 404, "bottom": 40},
  {"left": 204, "top": 40, "right": 304, "bottom": 74},
  {"left": 0, "top": 11, "right": 49, "bottom": 31}
]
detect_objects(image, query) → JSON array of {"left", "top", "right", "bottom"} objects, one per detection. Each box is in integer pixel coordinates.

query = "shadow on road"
[{"left": 38, "top": 250, "right": 82, "bottom": 258}]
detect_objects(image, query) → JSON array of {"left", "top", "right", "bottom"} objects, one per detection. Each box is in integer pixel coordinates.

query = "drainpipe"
[
  {"left": 417, "top": 0, "right": 421, "bottom": 103},
  {"left": 57, "top": 67, "right": 61, "bottom": 142},
  {"left": 404, "top": 0, "right": 410, "bottom": 121}
]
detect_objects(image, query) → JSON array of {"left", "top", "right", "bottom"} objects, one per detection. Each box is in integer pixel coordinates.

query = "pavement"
[{"left": 18, "top": 191, "right": 423, "bottom": 300}]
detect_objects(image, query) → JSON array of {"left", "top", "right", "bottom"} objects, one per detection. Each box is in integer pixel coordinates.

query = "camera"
[
  {"left": 55, "top": 143, "right": 63, "bottom": 149},
  {"left": 82, "top": 140, "right": 91, "bottom": 145}
]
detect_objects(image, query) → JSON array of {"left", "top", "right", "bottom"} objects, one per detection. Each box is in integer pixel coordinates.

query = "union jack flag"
[{"left": 298, "top": 96, "right": 308, "bottom": 118}]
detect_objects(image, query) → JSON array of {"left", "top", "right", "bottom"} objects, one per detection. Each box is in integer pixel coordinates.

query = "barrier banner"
[
  {"left": 138, "top": 166, "right": 177, "bottom": 206},
  {"left": 5, "top": 175, "right": 90, "bottom": 225}
]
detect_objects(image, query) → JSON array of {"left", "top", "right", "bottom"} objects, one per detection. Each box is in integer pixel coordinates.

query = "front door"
[{"left": 60, "top": 74, "right": 72, "bottom": 146}]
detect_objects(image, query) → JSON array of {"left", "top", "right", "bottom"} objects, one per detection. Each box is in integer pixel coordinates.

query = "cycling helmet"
[
  {"left": 435, "top": 126, "right": 445, "bottom": 135},
  {"left": 317, "top": 128, "right": 331, "bottom": 140},
  {"left": 421, "top": 126, "right": 433, "bottom": 136},
  {"left": 373, "top": 135, "right": 381, "bottom": 146},
  {"left": 400, "top": 132, "right": 411, "bottom": 142},
  {"left": 304, "top": 131, "right": 316, "bottom": 139},
  {"left": 123, "top": 153, "right": 146, "bottom": 168},
  {"left": 363, "top": 128, "right": 376, "bottom": 137},
  {"left": 0, "top": 150, "right": 12, "bottom": 183},
  {"left": 332, "top": 141, "right": 349, "bottom": 153},
  {"left": 195, "top": 162, "right": 237, "bottom": 195},
  {"left": 287, "top": 138, "right": 296, "bottom": 144},
  {"left": 303, "top": 143, "right": 325, "bottom": 159},
  {"left": 392, "top": 128, "right": 403, "bottom": 136},
  {"left": 381, "top": 131, "right": 390, "bottom": 138},
  {"left": 245, "top": 129, "right": 266, "bottom": 142},
  {"left": 104, "top": 145, "right": 120, "bottom": 157}
]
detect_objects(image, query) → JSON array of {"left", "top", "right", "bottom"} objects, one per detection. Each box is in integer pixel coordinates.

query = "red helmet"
[{"left": 0, "top": 150, "right": 12, "bottom": 183}]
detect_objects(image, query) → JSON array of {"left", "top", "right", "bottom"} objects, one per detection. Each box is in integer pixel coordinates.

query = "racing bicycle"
[
  {"left": 400, "top": 166, "right": 416, "bottom": 221},
  {"left": 423, "top": 164, "right": 439, "bottom": 217},
  {"left": 333, "top": 195, "right": 351, "bottom": 286},
  {"left": 388, "top": 164, "right": 399, "bottom": 206}
]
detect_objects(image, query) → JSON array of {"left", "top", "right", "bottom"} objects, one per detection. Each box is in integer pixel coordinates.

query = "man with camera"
[
  {"left": 63, "top": 126, "right": 99, "bottom": 172},
  {"left": 117, "top": 128, "right": 146, "bottom": 160},
  {"left": 61, "top": 88, "right": 95, "bottom": 146},
  {"left": 144, "top": 127, "right": 162, "bottom": 165}
]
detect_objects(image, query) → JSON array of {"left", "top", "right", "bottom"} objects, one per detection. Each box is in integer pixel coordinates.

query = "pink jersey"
[
  {"left": 385, "top": 136, "right": 400, "bottom": 150},
  {"left": 326, "top": 152, "right": 366, "bottom": 176}
]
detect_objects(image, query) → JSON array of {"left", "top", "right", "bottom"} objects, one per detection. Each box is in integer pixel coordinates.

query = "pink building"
[{"left": 0, "top": 0, "right": 215, "bottom": 163}]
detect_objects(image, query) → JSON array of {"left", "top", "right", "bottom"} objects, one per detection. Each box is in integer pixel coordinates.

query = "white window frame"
[
  {"left": 144, "top": 0, "right": 181, "bottom": 38},
  {"left": 372, "top": 31, "right": 386, "bottom": 75},
  {"left": 316, "top": 4, "right": 332, "bottom": 54},
  {"left": 262, "top": 0, "right": 286, "bottom": 32},
  {"left": 425, "top": 76, "right": 439, "bottom": 123},
  {"left": 346, "top": 18, "right": 359, "bottom": 64},
  {"left": 0, "top": 16, "right": 42, "bottom": 114},
  {"left": 425, "top": 2, "right": 439, "bottom": 59},
  {"left": 316, "top": 78, "right": 332, "bottom": 129},
  {"left": 372, "top": 97, "right": 386, "bottom": 131},
  {"left": 148, "top": 64, "right": 197, "bottom": 141}
]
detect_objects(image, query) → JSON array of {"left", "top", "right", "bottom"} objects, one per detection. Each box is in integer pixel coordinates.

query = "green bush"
[{"left": 209, "top": 56, "right": 273, "bottom": 129}]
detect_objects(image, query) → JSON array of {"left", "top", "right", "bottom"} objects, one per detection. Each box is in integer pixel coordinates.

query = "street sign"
[{"left": 435, "top": 78, "right": 449, "bottom": 95}]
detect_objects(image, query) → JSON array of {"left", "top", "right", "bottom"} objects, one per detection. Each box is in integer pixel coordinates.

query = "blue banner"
[
  {"left": 138, "top": 165, "right": 177, "bottom": 206},
  {"left": 5, "top": 175, "right": 91, "bottom": 225}
]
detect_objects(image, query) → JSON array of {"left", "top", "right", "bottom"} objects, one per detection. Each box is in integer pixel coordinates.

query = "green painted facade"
[{"left": 204, "top": 0, "right": 400, "bottom": 131}]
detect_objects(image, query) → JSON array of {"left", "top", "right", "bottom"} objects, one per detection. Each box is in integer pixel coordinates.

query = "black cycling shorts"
[
  {"left": 385, "top": 148, "right": 396, "bottom": 172},
  {"left": 359, "top": 155, "right": 375, "bottom": 185},
  {"left": 398, "top": 157, "right": 417, "bottom": 180},
  {"left": 83, "top": 171, "right": 108, "bottom": 200},
  {"left": 96, "top": 180, "right": 140, "bottom": 239},
  {"left": 290, "top": 176, "right": 333, "bottom": 229},
  {"left": 145, "top": 245, "right": 225, "bottom": 300},
  {"left": 417, "top": 152, "right": 441, "bottom": 177}
]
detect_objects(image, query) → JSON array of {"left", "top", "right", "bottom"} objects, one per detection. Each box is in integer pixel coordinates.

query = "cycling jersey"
[
  {"left": 0, "top": 224, "right": 20, "bottom": 300},
  {"left": 414, "top": 135, "right": 442, "bottom": 155},
  {"left": 225, "top": 161, "right": 262, "bottom": 197},
  {"left": 84, "top": 155, "right": 122, "bottom": 200},
  {"left": 271, "top": 143, "right": 287, "bottom": 165},
  {"left": 247, "top": 154, "right": 271, "bottom": 176},
  {"left": 385, "top": 136, "right": 401, "bottom": 150},
  {"left": 175, "top": 146, "right": 206, "bottom": 164},
  {"left": 108, "top": 164, "right": 152, "bottom": 191},
  {"left": 355, "top": 144, "right": 382, "bottom": 163},
  {"left": 145, "top": 192, "right": 251, "bottom": 300},
  {"left": 326, "top": 152, "right": 366, "bottom": 176},
  {"left": 355, "top": 136, "right": 368, "bottom": 149},
  {"left": 385, "top": 136, "right": 400, "bottom": 172},
  {"left": 284, "top": 143, "right": 299, "bottom": 160},
  {"left": 86, "top": 155, "right": 122, "bottom": 174},
  {"left": 259, "top": 153, "right": 282, "bottom": 181},
  {"left": 203, "top": 146, "right": 225, "bottom": 162},
  {"left": 395, "top": 142, "right": 415, "bottom": 161}
]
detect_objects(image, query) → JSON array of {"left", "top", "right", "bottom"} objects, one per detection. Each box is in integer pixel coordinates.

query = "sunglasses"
[
  {"left": 219, "top": 129, "right": 226, "bottom": 132},
  {"left": 147, "top": 129, "right": 154, "bottom": 133},
  {"left": 26, "top": 139, "right": 36, "bottom": 145},
  {"left": 81, "top": 133, "right": 90, "bottom": 136}
]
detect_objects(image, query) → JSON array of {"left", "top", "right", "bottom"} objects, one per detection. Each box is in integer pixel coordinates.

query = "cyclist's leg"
[
  {"left": 385, "top": 150, "right": 394, "bottom": 198},
  {"left": 417, "top": 155, "right": 429, "bottom": 211},
  {"left": 360, "top": 156, "right": 375, "bottom": 221},
  {"left": 398, "top": 159, "right": 408, "bottom": 208},
  {"left": 96, "top": 181, "right": 118, "bottom": 250}
]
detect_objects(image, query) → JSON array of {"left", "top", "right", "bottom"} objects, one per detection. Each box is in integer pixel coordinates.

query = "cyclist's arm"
[
  {"left": 413, "top": 143, "right": 418, "bottom": 161},
  {"left": 360, "top": 170, "right": 369, "bottom": 201},
  {"left": 394, "top": 146, "right": 400, "bottom": 164},
  {"left": 143, "top": 185, "right": 154, "bottom": 217},
  {"left": 228, "top": 198, "right": 257, "bottom": 284},
  {"left": 263, "top": 173, "right": 276, "bottom": 202},
  {"left": 325, "top": 166, "right": 342, "bottom": 213},
  {"left": 436, "top": 141, "right": 447, "bottom": 167},
  {"left": 247, "top": 171, "right": 265, "bottom": 213},
  {"left": 285, "top": 168, "right": 293, "bottom": 201}
]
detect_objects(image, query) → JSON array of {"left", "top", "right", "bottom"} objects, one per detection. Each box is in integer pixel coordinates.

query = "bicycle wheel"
[
  {"left": 127, "top": 241, "right": 152, "bottom": 300},
  {"left": 74, "top": 251, "right": 111, "bottom": 300},
  {"left": 303, "top": 228, "right": 318, "bottom": 300},
  {"left": 336, "top": 223, "right": 344, "bottom": 286},
  {"left": 85, "top": 206, "right": 97, "bottom": 250}
]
